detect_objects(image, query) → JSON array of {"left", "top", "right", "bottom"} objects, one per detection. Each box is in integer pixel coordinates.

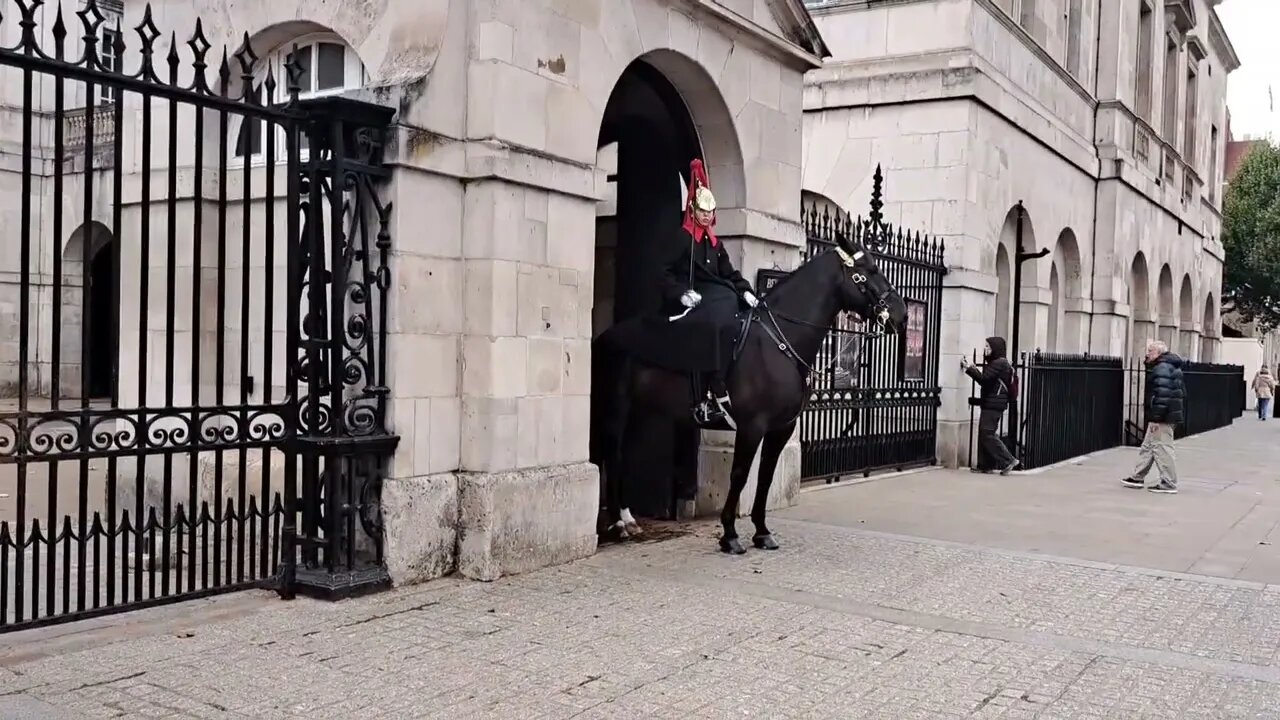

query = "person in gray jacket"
[{"left": 1122, "top": 340, "right": 1184, "bottom": 494}]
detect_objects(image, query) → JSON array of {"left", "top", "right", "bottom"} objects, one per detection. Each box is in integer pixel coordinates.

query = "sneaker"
[
  {"left": 1148, "top": 483, "right": 1178, "bottom": 494},
  {"left": 1120, "top": 477, "right": 1146, "bottom": 489},
  {"left": 999, "top": 459, "right": 1021, "bottom": 476},
  {"left": 970, "top": 467, "right": 992, "bottom": 474}
]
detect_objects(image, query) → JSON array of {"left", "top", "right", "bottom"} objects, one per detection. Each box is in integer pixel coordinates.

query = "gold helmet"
[{"left": 692, "top": 184, "right": 716, "bottom": 214}]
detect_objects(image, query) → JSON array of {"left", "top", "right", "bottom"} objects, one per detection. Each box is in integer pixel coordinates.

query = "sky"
[{"left": 1217, "top": 0, "right": 1279, "bottom": 141}]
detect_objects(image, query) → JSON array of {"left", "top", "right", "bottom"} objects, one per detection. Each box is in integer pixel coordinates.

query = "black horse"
[{"left": 593, "top": 230, "right": 908, "bottom": 553}]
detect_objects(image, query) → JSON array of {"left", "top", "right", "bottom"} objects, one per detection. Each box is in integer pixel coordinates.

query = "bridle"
[{"left": 753, "top": 246, "right": 893, "bottom": 381}]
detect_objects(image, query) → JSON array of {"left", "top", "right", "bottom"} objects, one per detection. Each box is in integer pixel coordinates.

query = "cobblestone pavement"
[
  {"left": 2, "top": 422, "right": 1278, "bottom": 718},
  {"left": 3, "top": 515, "right": 1280, "bottom": 719}
]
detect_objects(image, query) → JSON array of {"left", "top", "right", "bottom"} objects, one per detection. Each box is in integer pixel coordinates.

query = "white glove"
[
  {"left": 680, "top": 290, "right": 702, "bottom": 308},
  {"left": 743, "top": 292, "right": 759, "bottom": 308}
]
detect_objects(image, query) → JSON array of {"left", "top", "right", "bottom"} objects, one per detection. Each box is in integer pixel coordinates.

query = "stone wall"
[{"left": 805, "top": 0, "right": 1235, "bottom": 467}]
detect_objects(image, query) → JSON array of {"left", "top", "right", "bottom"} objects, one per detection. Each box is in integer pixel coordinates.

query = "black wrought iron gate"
[
  {"left": 797, "top": 169, "right": 947, "bottom": 481},
  {"left": 0, "top": 1, "right": 396, "bottom": 632}
]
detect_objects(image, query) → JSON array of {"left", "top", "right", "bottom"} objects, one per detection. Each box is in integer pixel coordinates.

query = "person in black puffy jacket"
[
  {"left": 1121, "top": 340, "right": 1183, "bottom": 494},
  {"left": 961, "top": 336, "right": 1019, "bottom": 475}
]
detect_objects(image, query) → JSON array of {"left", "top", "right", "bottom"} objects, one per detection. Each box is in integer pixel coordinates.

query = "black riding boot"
[{"left": 695, "top": 372, "right": 733, "bottom": 426}]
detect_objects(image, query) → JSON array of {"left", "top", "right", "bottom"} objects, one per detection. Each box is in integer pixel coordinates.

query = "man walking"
[{"left": 1122, "top": 340, "right": 1184, "bottom": 494}]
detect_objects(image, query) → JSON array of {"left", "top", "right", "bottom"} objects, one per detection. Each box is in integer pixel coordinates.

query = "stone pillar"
[
  {"left": 937, "top": 271, "right": 998, "bottom": 468},
  {"left": 1158, "top": 317, "right": 1177, "bottom": 353},
  {"left": 1016, "top": 287, "right": 1051, "bottom": 358},
  {"left": 1087, "top": 301, "right": 1131, "bottom": 358},
  {"left": 1179, "top": 321, "right": 1199, "bottom": 361},
  {"left": 1062, "top": 298, "right": 1092, "bottom": 354},
  {"left": 379, "top": 160, "right": 467, "bottom": 588},
  {"left": 454, "top": 179, "right": 599, "bottom": 581}
]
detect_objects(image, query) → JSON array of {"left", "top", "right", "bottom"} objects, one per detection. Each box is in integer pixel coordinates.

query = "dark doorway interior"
[
  {"left": 85, "top": 242, "right": 117, "bottom": 400},
  {"left": 592, "top": 59, "right": 703, "bottom": 520}
]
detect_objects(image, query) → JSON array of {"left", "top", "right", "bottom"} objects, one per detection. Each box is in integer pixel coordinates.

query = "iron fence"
[
  {"left": 1125, "top": 360, "right": 1245, "bottom": 443},
  {"left": 968, "top": 352, "right": 1245, "bottom": 471},
  {"left": 795, "top": 168, "right": 946, "bottom": 482},
  {"left": 0, "top": 0, "right": 396, "bottom": 632}
]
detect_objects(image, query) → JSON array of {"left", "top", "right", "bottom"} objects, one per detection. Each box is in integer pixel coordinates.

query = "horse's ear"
[{"left": 833, "top": 229, "right": 853, "bottom": 254}]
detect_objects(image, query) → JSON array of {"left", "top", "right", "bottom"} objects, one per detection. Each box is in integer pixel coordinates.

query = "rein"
[{"left": 752, "top": 300, "right": 884, "bottom": 384}]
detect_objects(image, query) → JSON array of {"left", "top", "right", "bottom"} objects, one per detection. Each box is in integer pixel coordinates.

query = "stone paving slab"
[
  {"left": 782, "top": 420, "right": 1280, "bottom": 582},
  {"left": 2, "top": 515, "right": 1280, "bottom": 719}
]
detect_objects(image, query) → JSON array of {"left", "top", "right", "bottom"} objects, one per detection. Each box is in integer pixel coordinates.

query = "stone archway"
[
  {"left": 995, "top": 244, "right": 1012, "bottom": 339},
  {"left": 1128, "top": 253, "right": 1153, "bottom": 362},
  {"left": 1179, "top": 274, "right": 1196, "bottom": 359},
  {"left": 590, "top": 53, "right": 739, "bottom": 523},
  {"left": 996, "top": 205, "right": 1038, "bottom": 351},
  {"left": 1051, "top": 229, "right": 1084, "bottom": 352},
  {"left": 1200, "top": 293, "right": 1218, "bottom": 362},
  {"left": 1157, "top": 264, "right": 1175, "bottom": 351},
  {"left": 62, "top": 222, "right": 117, "bottom": 400}
]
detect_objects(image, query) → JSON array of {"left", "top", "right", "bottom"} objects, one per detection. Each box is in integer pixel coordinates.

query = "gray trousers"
[{"left": 1131, "top": 422, "right": 1177, "bottom": 488}]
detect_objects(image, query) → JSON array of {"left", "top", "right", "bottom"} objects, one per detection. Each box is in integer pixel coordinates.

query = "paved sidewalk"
[
  {"left": 0, "top": 421, "right": 1278, "bottom": 718},
  {"left": 784, "top": 419, "right": 1280, "bottom": 582}
]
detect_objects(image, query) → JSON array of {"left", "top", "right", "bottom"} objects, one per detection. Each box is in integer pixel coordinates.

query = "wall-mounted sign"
[
  {"left": 756, "top": 268, "right": 789, "bottom": 297},
  {"left": 901, "top": 300, "right": 927, "bottom": 381}
]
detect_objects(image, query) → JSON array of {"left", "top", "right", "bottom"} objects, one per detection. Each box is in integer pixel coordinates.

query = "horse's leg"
[
  {"left": 618, "top": 407, "right": 644, "bottom": 537},
  {"left": 602, "top": 363, "right": 631, "bottom": 538},
  {"left": 719, "top": 427, "right": 763, "bottom": 554},
  {"left": 750, "top": 422, "right": 794, "bottom": 550}
]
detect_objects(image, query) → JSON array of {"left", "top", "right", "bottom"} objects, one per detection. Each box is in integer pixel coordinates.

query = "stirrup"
[{"left": 694, "top": 397, "right": 736, "bottom": 430}]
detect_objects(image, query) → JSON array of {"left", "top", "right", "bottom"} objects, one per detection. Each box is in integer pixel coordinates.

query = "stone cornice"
[
  {"left": 386, "top": 126, "right": 806, "bottom": 247},
  {"left": 1207, "top": 8, "right": 1241, "bottom": 72},
  {"left": 682, "top": 0, "right": 825, "bottom": 70}
]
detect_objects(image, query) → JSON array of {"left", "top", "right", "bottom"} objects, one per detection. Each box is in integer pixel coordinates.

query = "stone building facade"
[
  {"left": 801, "top": 0, "right": 1239, "bottom": 466},
  {"left": 0, "top": 0, "right": 827, "bottom": 583}
]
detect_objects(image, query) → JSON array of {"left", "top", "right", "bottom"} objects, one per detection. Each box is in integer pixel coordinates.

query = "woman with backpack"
[{"left": 960, "top": 336, "right": 1021, "bottom": 475}]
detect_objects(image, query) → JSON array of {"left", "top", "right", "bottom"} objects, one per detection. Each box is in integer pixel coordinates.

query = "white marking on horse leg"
[{"left": 620, "top": 508, "right": 636, "bottom": 525}]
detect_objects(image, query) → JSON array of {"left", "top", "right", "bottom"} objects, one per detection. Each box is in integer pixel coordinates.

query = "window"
[
  {"left": 1162, "top": 37, "right": 1179, "bottom": 140},
  {"left": 1135, "top": 1, "right": 1154, "bottom": 120},
  {"left": 1209, "top": 124, "right": 1219, "bottom": 203},
  {"left": 1066, "top": 0, "right": 1084, "bottom": 78},
  {"left": 1019, "top": 0, "right": 1037, "bottom": 36},
  {"left": 99, "top": 26, "right": 122, "bottom": 104},
  {"left": 233, "top": 34, "right": 366, "bottom": 159},
  {"left": 1183, "top": 63, "right": 1197, "bottom": 162}
]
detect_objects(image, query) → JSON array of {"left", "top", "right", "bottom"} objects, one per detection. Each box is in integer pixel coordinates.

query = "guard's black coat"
[{"left": 604, "top": 231, "right": 754, "bottom": 374}]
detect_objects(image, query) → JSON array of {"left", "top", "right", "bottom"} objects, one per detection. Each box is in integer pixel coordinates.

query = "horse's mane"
[{"left": 761, "top": 248, "right": 837, "bottom": 298}]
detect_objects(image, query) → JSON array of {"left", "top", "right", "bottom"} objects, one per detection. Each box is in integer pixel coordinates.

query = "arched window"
[{"left": 234, "top": 33, "right": 367, "bottom": 159}]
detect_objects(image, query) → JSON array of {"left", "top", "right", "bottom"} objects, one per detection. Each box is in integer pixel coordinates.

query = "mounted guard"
[{"left": 661, "top": 159, "right": 758, "bottom": 426}]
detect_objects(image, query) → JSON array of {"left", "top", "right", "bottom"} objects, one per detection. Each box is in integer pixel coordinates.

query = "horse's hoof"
[
  {"left": 719, "top": 537, "right": 746, "bottom": 555},
  {"left": 753, "top": 534, "right": 780, "bottom": 550},
  {"left": 623, "top": 521, "right": 644, "bottom": 537}
]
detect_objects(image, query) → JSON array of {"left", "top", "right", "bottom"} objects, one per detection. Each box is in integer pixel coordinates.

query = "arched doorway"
[
  {"left": 995, "top": 245, "right": 1012, "bottom": 339},
  {"left": 1052, "top": 229, "right": 1084, "bottom": 353},
  {"left": 1129, "top": 253, "right": 1152, "bottom": 362},
  {"left": 1048, "top": 262, "right": 1061, "bottom": 351},
  {"left": 1157, "top": 265, "right": 1175, "bottom": 351},
  {"left": 86, "top": 242, "right": 118, "bottom": 399},
  {"left": 591, "top": 57, "right": 706, "bottom": 521},
  {"left": 1178, "top": 274, "right": 1195, "bottom": 360},
  {"left": 996, "top": 205, "right": 1038, "bottom": 352},
  {"left": 1201, "top": 293, "right": 1217, "bottom": 362},
  {"left": 63, "top": 222, "right": 117, "bottom": 401}
]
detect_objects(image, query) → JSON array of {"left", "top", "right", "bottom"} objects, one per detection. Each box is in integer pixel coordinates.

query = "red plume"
[{"left": 681, "top": 159, "right": 717, "bottom": 247}]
